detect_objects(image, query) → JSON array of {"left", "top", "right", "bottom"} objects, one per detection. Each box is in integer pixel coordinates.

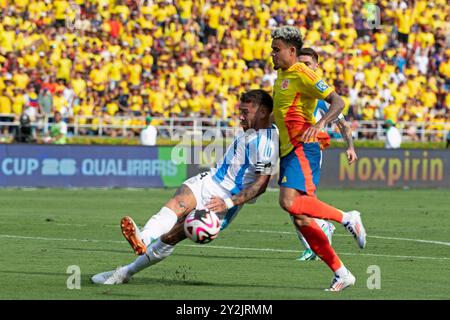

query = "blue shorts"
[{"left": 278, "top": 143, "right": 322, "bottom": 196}]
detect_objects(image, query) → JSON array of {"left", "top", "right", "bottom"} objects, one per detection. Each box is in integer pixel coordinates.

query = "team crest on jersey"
[
  {"left": 315, "top": 80, "right": 329, "bottom": 92},
  {"left": 281, "top": 79, "right": 289, "bottom": 90}
]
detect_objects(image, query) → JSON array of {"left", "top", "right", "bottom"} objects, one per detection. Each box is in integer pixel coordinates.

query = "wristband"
[{"left": 224, "top": 197, "right": 234, "bottom": 209}]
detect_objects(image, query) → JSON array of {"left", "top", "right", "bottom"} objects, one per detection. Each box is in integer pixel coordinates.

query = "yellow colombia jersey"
[{"left": 273, "top": 62, "right": 334, "bottom": 157}]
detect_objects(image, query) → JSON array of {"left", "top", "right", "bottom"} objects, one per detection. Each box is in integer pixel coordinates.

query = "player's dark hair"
[
  {"left": 240, "top": 89, "right": 273, "bottom": 113},
  {"left": 271, "top": 26, "right": 303, "bottom": 56},
  {"left": 299, "top": 47, "right": 319, "bottom": 63}
]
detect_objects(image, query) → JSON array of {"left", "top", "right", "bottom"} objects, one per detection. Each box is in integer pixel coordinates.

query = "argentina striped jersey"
[
  {"left": 211, "top": 124, "right": 279, "bottom": 196},
  {"left": 314, "top": 100, "right": 345, "bottom": 123}
]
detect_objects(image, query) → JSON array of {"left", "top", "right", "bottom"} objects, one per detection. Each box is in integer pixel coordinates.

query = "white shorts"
[{"left": 183, "top": 171, "right": 242, "bottom": 230}]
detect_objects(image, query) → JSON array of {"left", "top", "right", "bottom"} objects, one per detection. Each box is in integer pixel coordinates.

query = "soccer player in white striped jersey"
[
  {"left": 295, "top": 48, "right": 358, "bottom": 261},
  {"left": 91, "top": 89, "right": 279, "bottom": 285}
]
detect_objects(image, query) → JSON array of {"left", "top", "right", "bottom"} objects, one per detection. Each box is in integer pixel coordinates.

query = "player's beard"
[{"left": 272, "top": 60, "right": 280, "bottom": 70}]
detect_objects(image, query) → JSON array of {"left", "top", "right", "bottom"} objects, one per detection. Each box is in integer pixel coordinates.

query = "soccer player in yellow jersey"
[
  {"left": 271, "top": 26, "right": 366, "bottom": 291},
  {"left": 295, "top": 47, "right": 358, "bottom": 262}
]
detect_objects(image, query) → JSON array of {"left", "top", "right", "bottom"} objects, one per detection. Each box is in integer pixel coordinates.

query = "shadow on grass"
[
  {"left": 173, "top": 252, "right": 295, "bottom": 261},
  {"left": 122, "top": 276, "right": 319, "bottom": 291},
  {"left": 0, "top": 269, "right": 320, "bottom": 293}
]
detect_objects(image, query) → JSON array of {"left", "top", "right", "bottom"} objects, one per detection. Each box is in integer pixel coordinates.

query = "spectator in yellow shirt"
[
  {"left": 0, "top": 89, "right": 13, "bottom": 118},
  {"left": 57, "top": 52, "right": 72, "bottom": 83},
  {"left": 396, "top": 4, "right": 415, "bottom": 44},
  {"left": 128, "top": 58, "right": 142, "bottom": 87},
  {"left": 13, "top": 66, "right": 30, "bottom": 90},
  {"left": 53, "top": 0, "right": 69, "bottom": 28},
  {"left": 52, "top": 90, "right": 69, "bottom": 117},
  {"left": 0, "top": 25, "right": 16, "bottom": 53}
]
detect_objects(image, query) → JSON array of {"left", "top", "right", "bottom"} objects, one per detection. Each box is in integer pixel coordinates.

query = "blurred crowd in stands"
[{"left": 0, "top": 0, "right": 448, "bottom": 143}]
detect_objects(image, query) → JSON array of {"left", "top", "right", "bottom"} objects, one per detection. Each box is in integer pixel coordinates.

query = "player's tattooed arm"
[
  {"left": 337, "top": 119, "right": 358, "bottom": 165},
  {"left": 337, "top": 119, "right": 354, "bottom": 150},
  {"left": 230, "top": 174, "right": 271, "bottom": 206},
  {"left": 321, "top": 91, "right": 345, "bottom": 126},
  {"left": 206, "top": 174, "right": 271, "bottom": 213},
  {"left": 302, "top": 91, "right": 344, "bottom": 142}
]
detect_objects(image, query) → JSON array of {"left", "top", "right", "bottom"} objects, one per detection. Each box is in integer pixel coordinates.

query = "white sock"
[
  {"left": 297, "top": 230, "right": 311, "bottom": 250},
  {"left": 290, "top": 216, "right": 311, "bottom": 249},
  {"left": 125, "top": 239, "right": 175, "bottom": 276},
  {"left": 140, "top": 207, "right": 178, "bottom": 246},
  {"left": 335, "top": 265, "right": 349, "bottom": 278},
  {"left": 341, "top": 211, "right": 352, "bottom": 225}
]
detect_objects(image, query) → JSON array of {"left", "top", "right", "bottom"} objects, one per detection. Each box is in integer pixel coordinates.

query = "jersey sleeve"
[
  {"left": 294, "top": 65, "right": 335, "bottom": 100},
  {"left": 255, "top": 127, "right": 279, "bottom": 176}
]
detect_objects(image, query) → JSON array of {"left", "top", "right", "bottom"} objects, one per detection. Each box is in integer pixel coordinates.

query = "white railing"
[
  {"left": 347, "top": 120, "right": 448, "bottom": 142},
  {"left": 0, "top": 114, "right": 448, "bottom": 143}
]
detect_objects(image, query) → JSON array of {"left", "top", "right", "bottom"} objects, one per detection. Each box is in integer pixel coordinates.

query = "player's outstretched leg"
[
  {"left": 91, "top": 219, "right": 186, "bottom": 285},
  {"left": 288, "top": 195, "right": 367, "bottom": 249},
  {"left": 91, "top": 238, "right": 176, "bottom": 285},
  {"left": 140, "top": 207, "right": 178, "bottom": 246},
  {"left": 91, "top": 267, "right": 130, "bottom": 285}
]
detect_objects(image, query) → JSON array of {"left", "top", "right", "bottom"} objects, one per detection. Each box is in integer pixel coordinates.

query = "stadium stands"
[{"left": 0, "top": 0, "right": 448, "bottom": 141}]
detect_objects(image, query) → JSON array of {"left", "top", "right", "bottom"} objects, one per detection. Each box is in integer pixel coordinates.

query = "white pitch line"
[
  {"left": 360, "top": 235, "right": 450, "bottom": 247},
  {"left": 237, "top": 229, "right": 450, "bottom": 247},
  {"left": 0, "top": 234, "right": 124, "bottom": 244},
  {"left": 183, "top": 243, "right": 450, "bottom": 261},
  {"left": 40, "top": 222, "right": 450, "bottom": 247},
  {"left": 2, "top": 219, "right": 449, "bottom": 247},
  {"left": 0, "top": 234, "right": 449, "bottom": 261},
  {"left": 3, "top": 220, "right": 449, "bottom": 247}
]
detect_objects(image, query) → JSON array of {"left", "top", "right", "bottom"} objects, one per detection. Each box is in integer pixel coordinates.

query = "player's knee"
[
  {"left": 293, "top": 215, "right": 310, "bottom": 228},
  {"left": 279, "top": 197, "right": 294, "bottom": 214},
  {"left": 279, "top": 196, "right": 294, "bottom": 212},
  {"left": 280, "top": 194, "right": 309, "bottom": 217}
]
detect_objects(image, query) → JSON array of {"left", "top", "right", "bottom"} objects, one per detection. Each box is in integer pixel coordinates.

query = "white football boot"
[
  {"left": 343, "top": 210, "right": 366, "bottom": 249},
  {"left": 91, "top": 266, "right": 130, "bottom": 285},
  {"left": 326, "top": 270, "right": 356, "bottom": 292},
  {"left": 325, "top": 221, "right": 335, "bottom": 245}
]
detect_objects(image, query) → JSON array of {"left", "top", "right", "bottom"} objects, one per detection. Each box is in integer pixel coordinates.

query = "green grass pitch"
[{"left": 0, "top": 188, "right": 449, "bottom": 300}]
